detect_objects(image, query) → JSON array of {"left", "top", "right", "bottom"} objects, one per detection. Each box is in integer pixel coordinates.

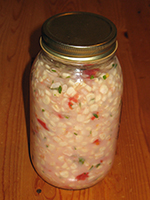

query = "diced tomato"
[
  {"left": 91, "top": 116, "right": 95, "bottom": 120},
  {"left": 57, "top": 113, "right": 63, "bottom": 119},
  {"left": 69, "top": 94, "right": 79, "bottom": 103},
  {"left": 83, "top": 68, "right": 99, "bottom": 78},
  {"left": 68, "top": 94, "right": 79, "bottom": 109},
  {"left": 91, "top": 112, "right": 99, "bottom": 120},
  {"left": 76, "top": 172, "right": 89, "bottom": 181},
  {"left": 68, "top": 102, "right": 73, "bottom": 109},
  {"left": 93, "top": 139, "right": 100, "bottom": 145},
  {"left": 37, "top": 118, "right": 49, "bottom": 131}
]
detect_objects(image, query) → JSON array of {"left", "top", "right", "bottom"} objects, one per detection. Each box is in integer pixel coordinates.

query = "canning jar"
[{"left": 30, "top": 12, "right": 123, "bottom": 190}]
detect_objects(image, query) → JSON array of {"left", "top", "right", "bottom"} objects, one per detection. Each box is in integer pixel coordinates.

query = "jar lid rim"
[{"left": 41, "top": 12, "right": 117, "bottom": 61}]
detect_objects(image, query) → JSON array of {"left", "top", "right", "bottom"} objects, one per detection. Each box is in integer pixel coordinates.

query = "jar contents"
[{"left": 30, "top": 53, "right": 123, "bottom": 189}]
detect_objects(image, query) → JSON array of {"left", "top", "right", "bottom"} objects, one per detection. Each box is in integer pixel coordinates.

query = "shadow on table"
[{"left": 22, "top": 25, "right": 41, "bottom": 158}]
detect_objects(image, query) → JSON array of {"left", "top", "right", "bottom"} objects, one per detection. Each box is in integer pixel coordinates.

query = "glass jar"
[{"left": 30, "top": 12, "right": 123, "bottom": 190}]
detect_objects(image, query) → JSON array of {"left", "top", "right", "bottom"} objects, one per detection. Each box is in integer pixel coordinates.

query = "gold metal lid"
[{"left": 41, "top": 12, "right": 117, "bottom": 61}]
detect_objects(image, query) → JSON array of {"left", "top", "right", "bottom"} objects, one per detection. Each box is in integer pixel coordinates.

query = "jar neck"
[{"left": 40, "top": 48, "right": 116, "bottom": 67}]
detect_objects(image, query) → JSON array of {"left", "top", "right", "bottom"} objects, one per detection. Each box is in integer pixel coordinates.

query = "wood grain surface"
[{"left": 0, "top": 0, "right": 150, "bottom": 199}]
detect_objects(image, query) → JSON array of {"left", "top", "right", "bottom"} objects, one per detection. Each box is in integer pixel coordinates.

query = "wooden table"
[{"left": 0, "top": 0, "right": 150, "bottom": 199}]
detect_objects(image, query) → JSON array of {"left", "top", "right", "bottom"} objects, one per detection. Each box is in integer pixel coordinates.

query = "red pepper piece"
[
  {"left": 69, "top": 96, "right": 78, "bottom": 103},
  {"left": 91, "top": 116, "right": 95, "bottom": 120},
  {"left": 93, "top": 139, "right": 100, "bottom": 145},
  {"left": 68, "top": 94, "right": 79, "bottom": 109},
  {"left": 57, "top": 113, "right": 63, "bottom": 119},
  {"left": 69, "top": 94, "right": 79, "bottom": 103},
  {"left": 76, "top": 172, "right": 89, "bottom": 181},
  {"left": 91, "top": 112, "right": 99, "bottom": 120},
  {"left": 37, "top": 118, "right": 49, "bottom": 131},
  {"left": 83, "top": 68, "right": 99, "bottom": 78},
  {"left": 68, "top": 102, "right": 73, "bottom": 109}
]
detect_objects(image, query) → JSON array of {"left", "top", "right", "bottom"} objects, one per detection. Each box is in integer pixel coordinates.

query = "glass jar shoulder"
[{"left": 31, "top": 51, "right": 122, "bottom": 83}]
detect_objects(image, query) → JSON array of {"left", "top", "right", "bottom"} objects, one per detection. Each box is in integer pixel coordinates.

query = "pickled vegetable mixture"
[{"left": 30, "top": 54, "right": 123, "bottom": 189}]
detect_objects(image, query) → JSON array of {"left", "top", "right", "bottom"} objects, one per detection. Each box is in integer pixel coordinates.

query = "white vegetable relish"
[{"left": 30, "top": 51, "right": 123, "bottom": 189}]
